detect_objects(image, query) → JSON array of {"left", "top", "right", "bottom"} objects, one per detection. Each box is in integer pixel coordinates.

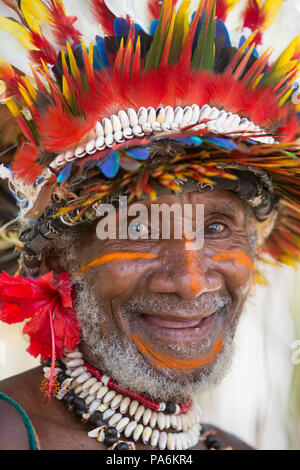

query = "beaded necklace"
[{"left": 43, "top": 349, "right": 228, "bottom": 451}]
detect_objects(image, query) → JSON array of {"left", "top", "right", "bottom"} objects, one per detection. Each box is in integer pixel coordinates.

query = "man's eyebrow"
[{"left": 204, "top": 200, "right": 240, "bottom": 214}]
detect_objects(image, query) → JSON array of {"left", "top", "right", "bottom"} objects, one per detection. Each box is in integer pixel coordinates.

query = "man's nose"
[{"left": 147, "top": 241, "right": 223, "bottom": 299}]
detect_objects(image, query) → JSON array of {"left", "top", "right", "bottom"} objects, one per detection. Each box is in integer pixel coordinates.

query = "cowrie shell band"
[{"left": 50, "top": 105, "right": 275, "bottom": 170}]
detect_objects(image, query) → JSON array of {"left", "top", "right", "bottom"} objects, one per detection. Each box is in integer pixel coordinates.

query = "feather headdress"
[{"left": 0, "top": 0, "right": 299, "bottom": 273}]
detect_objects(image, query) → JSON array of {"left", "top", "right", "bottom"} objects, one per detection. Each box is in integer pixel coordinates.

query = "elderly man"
[{"left": 0, "top": 0, "right": 299, "bottom": 451}]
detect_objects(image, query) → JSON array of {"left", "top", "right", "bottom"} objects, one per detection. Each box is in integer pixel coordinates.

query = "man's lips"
[
  {"left": 140, "top": 313, "right": 215, "bottom": 329},
  {"left": 136, "top": 309, "right": 225, "bottom": 342}
]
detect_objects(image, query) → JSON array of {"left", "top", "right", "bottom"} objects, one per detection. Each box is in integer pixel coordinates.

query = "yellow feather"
[
  {"left": 88, "top": 42, "right": 94, "bottom": 66},
  {"left": 271, "top": 61, "right": 299, "bottom": 80},
  {"left": 175, "top": 0, "right": 191, "bottom": 46},
  {"left": 224, "top": 0, "right": 240, "bottom": 14},
  {"left": 279, "top": 87, "right": 295, "bottom": 107},
  {"left": 20, "top": 7, "right": 41, "bottom": 34},
  {"left": 22, "top": 76, "right": 37, "bottom": 100},
  {"left": 275, "top": 36, "right": 300, "bottom": 71},
  {"left": 262, "top": 0, "right": 284, "bottom": 30},
  {"left": 20, "top": 0, "right": 53, "bottom": 25},
  {"left": 62, "top": 75, "right": 70, "bottom": 102},
  {"left": 253, "top": 72, "right": 264, "bottom": 89},
  {"left": 239, "top": 29, "right": 260, "bottom": 55},
  {"left": 0, "top": 16, "right": 37, "bottom": 50},
  {"left": 5, "top": 98, "right": 20, "bottom": 117},
  {"left": 18, "top": 83, "right": 33, "bottom": 107},
  {"left": 0, "top": 56, "right": 14, "bottom": 78},
  {"left": 66, "top": 42, "right": 80, "bottom": 80},
  {"left": 0, "top": 79, "right": 5, "bottom": 98}
]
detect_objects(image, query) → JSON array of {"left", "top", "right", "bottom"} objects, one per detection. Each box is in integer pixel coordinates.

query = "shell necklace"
[{"left": 43, "top": 349, "right": 224, "bottom": 451}]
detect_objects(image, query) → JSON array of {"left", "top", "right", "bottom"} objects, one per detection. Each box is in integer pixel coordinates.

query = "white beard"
[{"left": 73, "top": 275, "right": 237, "bottom": 402}]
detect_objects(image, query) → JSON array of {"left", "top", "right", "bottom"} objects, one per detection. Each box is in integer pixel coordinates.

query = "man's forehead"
[{"left": 129, "top": 189, "right": 245, "bottom": 212}]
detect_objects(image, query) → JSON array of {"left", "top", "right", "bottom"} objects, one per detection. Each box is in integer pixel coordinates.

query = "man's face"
[{"left": 70, "top": 189, "right": 255, "bottom": 398}]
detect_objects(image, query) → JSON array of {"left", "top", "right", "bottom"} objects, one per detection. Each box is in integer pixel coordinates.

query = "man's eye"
[
  {"left": 128, "top": 221, "right": 149, "bottom": 239},
  {"left": 205, "top": 222, "right": 227, "bottom": 235}
]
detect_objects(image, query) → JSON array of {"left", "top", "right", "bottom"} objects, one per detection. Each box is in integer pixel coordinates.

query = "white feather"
[
  {"left": 0, "top": 29, "right": 32, "bottom": 75},
  {"left": 62, "top": 0, "right": 104, "bottom": 44},
  {"left": 104, "top": 0, "right": 136, "bottom": 20},
  {"left": 260, "top": 0, "right": 300, "bottom": 62},
  {"left": 0, "top": 3, "right": 19, "bottom": 20}
]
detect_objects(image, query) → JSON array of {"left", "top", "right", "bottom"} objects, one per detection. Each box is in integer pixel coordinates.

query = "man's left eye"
[{"left": 205, "top": 222, "right": 226, "bottom": 235}]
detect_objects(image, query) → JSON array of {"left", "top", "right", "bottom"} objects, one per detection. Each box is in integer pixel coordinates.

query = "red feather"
[
  {"left": 11, "top": 142, "right": 42, "bottom": 185},
  {"left": 78, "top": 63, "right": 297, "bottom": 140},
  {"left": 29, "top": 32, "right": 58, "bottom": 66},
  {"left": 216, "top": 0, "right": 229, "bottom": 21},
  {"left": 36, "top": 103, "right": 98, "bottom": 152},
  {"left": 243, "top": 0, "right": 264, "bottom": 43},
  {"left": 90, "top": 0, "right": 116, "bottom": 36},
  {"left": 47, "top": 0, "right": 82, "bottom": 48}
]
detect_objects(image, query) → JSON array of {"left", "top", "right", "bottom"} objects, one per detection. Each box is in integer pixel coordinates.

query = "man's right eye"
[{"left": 128, "top": 221, "right": 149, "bottom": 239}]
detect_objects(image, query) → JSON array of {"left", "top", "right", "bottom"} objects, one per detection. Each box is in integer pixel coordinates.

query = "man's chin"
[{"left": 81, "top": 329, "right": 236, "bottom": 403}]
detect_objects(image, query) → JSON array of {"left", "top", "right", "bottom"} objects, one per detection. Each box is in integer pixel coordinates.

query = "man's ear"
[{"left": 39, "top": 251, "right": 68, "bottom": 281}]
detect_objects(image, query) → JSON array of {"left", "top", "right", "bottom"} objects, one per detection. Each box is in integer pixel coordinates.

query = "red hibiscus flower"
[{"left": 0, "top": 271, "right": 80, "bottom": 360}]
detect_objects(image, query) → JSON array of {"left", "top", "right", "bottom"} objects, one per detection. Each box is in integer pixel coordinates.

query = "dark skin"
[{"left": 0, "top": 190, "right": 255, "bottom": 450}]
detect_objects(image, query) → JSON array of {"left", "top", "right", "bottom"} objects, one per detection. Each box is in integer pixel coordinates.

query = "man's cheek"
[
  {"left": 82, "top": 261, "right": 147, "bottom": 298},
  {"left": 210, "top": 249, "right": 254, "bottom": 297}
]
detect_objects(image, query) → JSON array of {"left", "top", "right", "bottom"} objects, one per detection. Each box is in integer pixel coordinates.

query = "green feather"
[{"left": 192, "top": 0, "right": 216, "bottom": 71}]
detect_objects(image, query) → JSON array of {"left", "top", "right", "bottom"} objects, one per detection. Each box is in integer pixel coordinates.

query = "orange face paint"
[
  {"left": 185, "top": 249, "right": 202, "bottom": 293},
  {"left": 80, "top": 252, "right": 158, "bottom": 274},
  {"left": 130, "top": 332, "right": 223, "bottom": 370},
  {"left": 211, "top": 249, "right": 254, "bottom": 272}
]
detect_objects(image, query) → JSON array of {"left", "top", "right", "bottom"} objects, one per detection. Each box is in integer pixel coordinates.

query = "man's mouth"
[
  {"left": 136, "top": 308, "right": 228, "bottom": 342},
  {"left": 141, "top": 313, "right": 216, "bottom": 329}
]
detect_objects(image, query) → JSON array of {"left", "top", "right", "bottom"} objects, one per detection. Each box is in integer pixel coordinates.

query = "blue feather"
[
  {"left": 93, "top": 48, "right": 101, "bottom": 71},
  {"left": 96, "top": 36, "right": 109, "bottom": 68},
  {"left": 150, "top": 20, "right": 159, "bottom": 36},
  {"left": 57, "top": 163, "right": 73, "bottom": 183},
  {"left": 190, "top": 136, "right": 203, "bottom": 145},
  {"left": 204, "top": 137, "right": 238, "bottom": 150},
  {"left": 134, "top": 23, "right": 145, "bottom": 33},
  {"left": 126, "top": 148, "right": 149, "bottom": 160},
  {"left": 215, "top": 20, "right": 231, "bottom": 48},
  {"left": 114, "top": 18, "right": 130, "bottom": 36},
  {"left": 239, "top": 35, "right": 246, "bottom": 49},
  {"left": 97, "top": 151, "right": 120, "bottom": 178},
  {"left": 170, "top": 137, "right": 202, "bottom": 146}
]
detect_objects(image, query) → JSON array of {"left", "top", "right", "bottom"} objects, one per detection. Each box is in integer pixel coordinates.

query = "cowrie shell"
[
  {"left": 147, "top": 107, "right": 156, "bottom": 123},
  {"left": 138, "top": 107, "right": 147, "bottom": 125},
  {"left": 127, "top": 108, "right": 138, "bottom": 127},
  {"left": 95, "top": 136, "right": 105, "bottom": 150},
  {"left": 105, "top": 134, "right": 114, "bottom": 147},
  {"left": 65, "top": 150, "right": 75, "bottom": 162},
  {"left": 103, "top": 117, "right": 113, "bottom": 135},
  {"left": 95, "top": 121, "right": 104, "bottom": 137},
  {"left": 123, "top": 127, "right": 134, "bottom": 139},
  {"left": 133, "top": 125, "right": 144, "bottom": 137},
  {"left": 114, "top": 131, "right": 125, "bottom": 143},
  {"left": 111, "top": 115, "right": 122, "bottom": 133}
]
